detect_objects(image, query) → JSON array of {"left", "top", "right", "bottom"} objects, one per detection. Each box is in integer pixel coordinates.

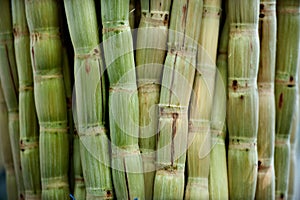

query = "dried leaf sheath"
[
  {"left": 0, "top": 0, "right": 24, "bottom": 198},
  {"left": 63, "top": 0, "right": 113, "bottom": 199},
  {"left": 153, "top": 0, "right": 203, "bottom": 199},
  {"left": 12, "top": 0, "right": 42, "bottom": 198},
  {"left": 255, "top": 1, "right": 276, "bottom": 199},
  {"left": 136, "top": 0, "right": 172, "bottom": 198},
  {"left": 25, "top": 0, "right": 70, "bottom": 198},
  {"left": 101, "top": 0, "right": 145, "bottom": 199},
  {"left": 185, "top": 0, "right": 221, "bottom": 199},
  {"left": 0, "top": 82, "right": 18, "bottom": 200},
  {"left": 274, "top": 0, "right": 300, "bottom": 199},
  {"left": 209, "top": 16, "right": 229, "bottom": 200},
  {"left": 227, "top": 1, "right": 260, "bottom": 199}
]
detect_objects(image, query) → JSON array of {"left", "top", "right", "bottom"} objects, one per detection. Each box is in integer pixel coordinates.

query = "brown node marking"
[{"left": 232, "top": 80, "right": 238, "bottom": 91}]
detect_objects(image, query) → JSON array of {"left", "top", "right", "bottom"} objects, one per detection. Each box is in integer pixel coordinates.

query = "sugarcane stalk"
[
  {"left": 71, "top": 89, "right": 86, "bottom": 200},
  {"left": 209, "top": 16, "right": 229, "bottom": 200},
  {"left": 185, "top": 0, "right": 221, "bottom": 199},
  {"left": 0, "top": 81, "right": 18, "bottom": 200},
  {"left": 63, "top": 0, "right": 113, "bottom": 199},
  {"left": 25, "top": 0, "right": 70, "bottom": 198},
  {"left": 288, "top": 87, "right": 299, "bottom": 200},
  {"left": 136, "top": 0, "right": 172, "bottom": 198},
  {"left": 101, "top": 1, "right": 145, "bottom": 199},
  {"left": 274, "top": 1, "right": 300, "bottom": 199},
  {"left": 227, "top": 1, "right": 260, "bottom": 199},
  {"left": 0, "top": 0, "right": 25, "bottom": 199},
  {"left": 152, "top": 0, "right": 203, "bottom": 199},
  {"left": 255, "top": 1, "right": 277, "bottom": 199},
  {"left": 11, "top": 0, "right": 42, "bottom": 199}
]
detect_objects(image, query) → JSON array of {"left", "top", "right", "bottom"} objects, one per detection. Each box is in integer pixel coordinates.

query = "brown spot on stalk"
[
  {"left": 260, "top": 4, "right": 265, "bottom": 10},
  {"left": 232, "top": 80, "right": 238, "bottom": 91},
  {"left": 258, "top": 160, "right": 262, "bottom": 170},
  {"left": 280, "top": 193, "right": 284, "bottom": 199},
  {"left": 288, "top": 76, "right": 294, "bottom": 87},
  {"left": 85, "top": 63, "right": 91, "bottom": 74},
  {"left": 31, "top": 47, "right": 36, "bottom": 71},
  {"left": 279, "top": 93, "right": 283, "bottom": 109},
  {"left": 240, "top": 95, "right": 244, "bottom": 100},
  {"left": 106, "top": 190, "right": 112, "bottom": 198},
  {"left": 171, "top": 113, "right": 178, "bottom": 166},
  {"left": 20, "top": 194, "right": 24, "bottom": 200},
  {"left": 259, "top": 13, "right": 265, "bottom": 18},
  {"left": 182, "top": 4, "right": 187, "bottom": 28}
]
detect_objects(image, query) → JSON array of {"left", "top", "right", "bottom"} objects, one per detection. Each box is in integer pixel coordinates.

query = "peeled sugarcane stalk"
[
  {"left": 101, "top": 1, "right": 145, "bottom": 199},
  {"left": 11, "top": 0, "right": 42, "bottom": 199},
  {"left": 288, "top": 87, "right": 299, "bottom": 200},
  {"left": 25, "top": 0, "right": 70, "bottom": 198},
  {"left": 0, "top": 0, "right": 25, "bottom": 199},
  {"left": 136, "top": 0, "right": 172, "bottom": 198},
  {"left": 152, "top": 0, "right": 203, "bottom": 199},
  {"left": 274, "top": 0, "right": 300, "bottom": 199},
  {"left": 0, "top": 82, "right": 18, "bottom": 200},
  {"left": 209, "top": 17, "right": 229, "bottom": 200},
  {"left": 227, "top": 0, "right": 260, "bottom": 199},
  {"left": 255, "top": 1, "right": 277, "bottom": 199},
  {"left": 64, "top": 0, "right": 113, "bottom": 199},
  {"left": 185, "top": 0, "right": 221, "bottom": 199}
]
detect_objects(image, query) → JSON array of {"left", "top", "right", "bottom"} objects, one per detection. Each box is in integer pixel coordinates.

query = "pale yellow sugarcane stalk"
[
  {"left": 185, "top": 0, "right": 222, "bottom": 199},
  {"left": 255, "top": 0, "right": 277, "bottom": 199}
]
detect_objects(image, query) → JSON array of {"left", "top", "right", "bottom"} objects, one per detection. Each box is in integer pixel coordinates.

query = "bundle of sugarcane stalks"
[{"left": 0, "top": 0, "right": 299, "bottom": 199}]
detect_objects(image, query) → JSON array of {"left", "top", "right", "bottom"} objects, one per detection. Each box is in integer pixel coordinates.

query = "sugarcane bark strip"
[
  {"left": 274, "top": 0, "right": 300, "bottom": 199},
  {"left": 12, "top": 0, "right": 42, "bottom": 198},
  {"left": 25, "top": 0, "right": 70, "bottom": 198}
]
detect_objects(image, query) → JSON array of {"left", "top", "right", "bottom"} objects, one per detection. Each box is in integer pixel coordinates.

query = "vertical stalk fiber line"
[
  {"left": 12, "top": 0, "right": 42, "bottom": 198},
  {"left": 64, "top": 0, "right": 113, "bottom": 199},
  {"left": 136, "top": 1, "right": 172, "bottom": 197},
  {"left": 0, "top": 0, "right": 24, "bottom": 199},
  {"left": 101, "top": 0, "right": 145, "bottom": 199},
  {"left": 153, "top": 0, "right": 203, "bottom": 199},
  {"left": 25, "top": 0, "right": 70, "bottom": 198}
]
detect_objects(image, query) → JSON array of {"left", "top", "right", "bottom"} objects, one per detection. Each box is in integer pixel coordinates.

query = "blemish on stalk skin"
[
  {"left": 240, "top": 95, "right": 244, "bottom": 100},
  {"left": 288, "top": 76, "right": 294, "bottom": 87},
  {"left": 182, "top": 4, "right": 187, "bottom": 27},
  {"left": 123, "top": 159, "right": 131, "bottom": 200},
  {"left": 232, "top": 80, "right": 238, "bottom": 91},
  {"left": 4, "top": 45, "right": 18, "bottom": 96},
  {"left": 106, "top": 190, "right": 112, "bottom": 198},
  {"left": 85, "top": 63, "right": 91, "bottom": 74},
  {"left": 258, "top": 160, "right": 262, "bottom": 170},
  {"left": 171, "top": 113, "right": 178, "bottom": 166},
  {"left": 279, "top": 93, "right": 283, "bottom": 109},
  {"left": 280, "top": 193, "right": 285, "bottom": 199}
]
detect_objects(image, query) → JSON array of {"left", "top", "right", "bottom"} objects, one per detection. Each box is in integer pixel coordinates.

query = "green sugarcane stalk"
[
  {"left": 11, "top": 0, "right": 42, "bottom": 199},
  {"left": 209, "top": 16, "right": 229, "bottom": 200},
  {"left": 227, "top": 0, "right": 260, "bottom": 199},
  {"left": 25, "top": 0, "right": 70, "bottom": 198},
  {"left": 136, "top": 0, "right": 172, "bottom": 198},
  {"left": 255, "top": 1, "right": 277, "bottom": 199},
  {"left": 72, "top": 90, "right": 86, "bottom": 200},
  {"left": 152, "top": 0, "right": 203, "bottom": 199},
  {"left": 288, "top": 87, "right": 299, "bottom": 200},
  {"left": 101, "top": 1, "right": 145, "bottom": 199},
  {"left": 274, "top": 0, "right": 300, "bottom": 199},
  {"left": 185, "top": 0, "right": 221, "bottom": 199},
  {"left": 0, "top": 81, "right": 18, "bottom": 200},
  {"left": 0, "top": 0, "right": 25, "bottom": 199},
  {"left": 64, "top": 0, "right": 113, "bottom": 199}
]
